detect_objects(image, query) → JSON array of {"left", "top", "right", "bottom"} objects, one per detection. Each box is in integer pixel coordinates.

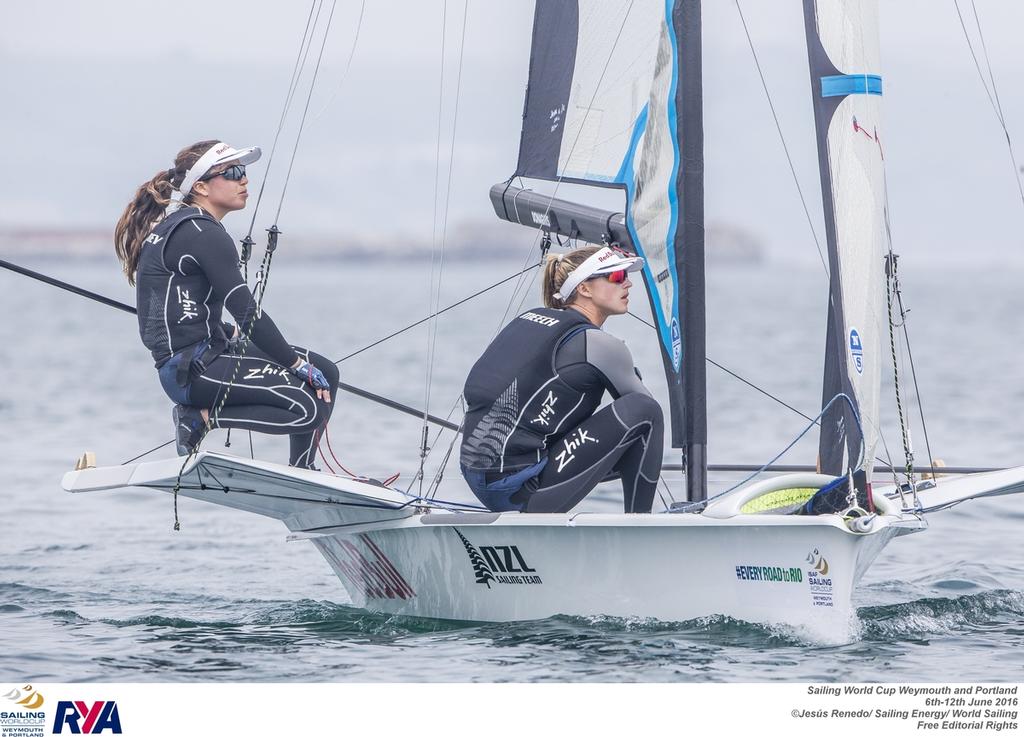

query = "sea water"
[{"left": 1, "top": 255, "right": 1022, "bottom": 682}]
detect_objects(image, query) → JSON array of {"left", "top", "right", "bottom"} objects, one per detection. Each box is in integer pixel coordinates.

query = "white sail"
[{"left": 805, "top": 0, "right": 887, "bottom": 475}]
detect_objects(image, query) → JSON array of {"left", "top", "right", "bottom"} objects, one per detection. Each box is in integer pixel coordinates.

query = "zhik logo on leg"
[
  {"left": 52, "top": 701, "right": 122, "bottom": 734},
  {"left": 554, "top": 427, "right": 598, "bottom": 473}
]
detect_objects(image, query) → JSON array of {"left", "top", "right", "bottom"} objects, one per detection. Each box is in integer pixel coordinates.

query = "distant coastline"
[{"left": 0, "top": 220, "right": 765, "bottom": 263}]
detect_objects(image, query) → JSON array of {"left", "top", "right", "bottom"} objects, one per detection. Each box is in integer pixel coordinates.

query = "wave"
[{"left": 857, "top": 589, "right": 1024, "bottom": 639}]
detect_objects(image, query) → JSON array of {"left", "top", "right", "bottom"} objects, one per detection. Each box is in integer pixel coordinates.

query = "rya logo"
[{"left": 52, "top": 701, "right": 122, "bottom": 734}]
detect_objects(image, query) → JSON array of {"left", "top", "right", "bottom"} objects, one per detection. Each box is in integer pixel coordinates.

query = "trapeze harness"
[
  {"left": 135, "top": 206, "right": 339, "bottom": 467},
  {"left": 461, "top": 306, "right": 663, "bottom": 513}
]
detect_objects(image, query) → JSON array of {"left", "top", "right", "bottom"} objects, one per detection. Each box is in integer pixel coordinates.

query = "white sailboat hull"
[
  {"left": 62, "top": 452, "right": 943, "bottom": 633},
  {"left": 304, "top": 511, "right": 913, "bottom": 634}
]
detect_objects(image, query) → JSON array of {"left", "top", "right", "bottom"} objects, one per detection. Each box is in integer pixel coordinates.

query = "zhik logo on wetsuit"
[
  {"left": 554, "top": 427, "right": 598, "bottom": 473},
  {"left": 175, "top": 286, "right": 199, "bottom": 322},
  {"left": 530, "top": 391, "right": 558, "bottom": 427},
  {"left": 244, "top": 363, "right": 291, "bottom": 381}
]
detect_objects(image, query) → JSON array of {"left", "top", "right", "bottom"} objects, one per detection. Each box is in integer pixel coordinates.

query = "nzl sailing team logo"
[
  {"left": 454, "top": 529, "right": 543, "bottom": 588},
  {"left": 848, "top": 328, "right": 864, "bottom": 375}
]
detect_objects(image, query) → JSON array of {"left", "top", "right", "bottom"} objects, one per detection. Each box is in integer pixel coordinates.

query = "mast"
[{"left": 675, "top": 0, "right": 706, "bottom": 501}]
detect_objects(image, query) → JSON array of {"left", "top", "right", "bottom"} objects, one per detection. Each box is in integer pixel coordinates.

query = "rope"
[
  {"left": 885, "top": 254, "right": 914, "bottom": 485},
  {"left": 419, "top": 0, "right": 470, "bottom": 495},
  {"left": 273, "top": 0, "right": 339, "bottom": 224},
  {"left": 670, "top": 393, "right": 864, "bottom": 514},
  {"left": 242, "top": 0, "right": 320, "bottom": 250},
  {"left": 954, "top": 0, "right": 1024, "bottom": 213},
  {"left": 734, "top": 0, "right": 829, "bottom": 279},
  {"left": 169, "top": 0, "right": 340, "bottom": 529}
]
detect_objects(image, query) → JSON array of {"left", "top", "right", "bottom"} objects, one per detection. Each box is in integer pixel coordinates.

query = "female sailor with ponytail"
[
  {"left": 114, "top": 140, "right": 339, "bottom": 467},
  {"left": 460, "top": 245, "right": 664, "bottom": 513}
]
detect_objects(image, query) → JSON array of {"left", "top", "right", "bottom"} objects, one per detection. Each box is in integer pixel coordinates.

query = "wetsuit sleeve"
[
  {"left": 554, "top": 329, "right": 651, "bottom": 400},
  {"left": 582, "top": 330, "right": 651, "bottom": 399},
  {"left": 189, "top": 228, "right": 299, "bottom": 367}
]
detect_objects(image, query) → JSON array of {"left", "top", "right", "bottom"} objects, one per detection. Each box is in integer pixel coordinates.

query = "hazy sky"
[{"left": 2, "top": 1, "right": 1024, "bottom": 264}]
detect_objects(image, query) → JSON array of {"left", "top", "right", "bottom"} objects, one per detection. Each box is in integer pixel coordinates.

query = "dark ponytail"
[{"left": 114, "top": 139, "right": 219, "bottom": 285}]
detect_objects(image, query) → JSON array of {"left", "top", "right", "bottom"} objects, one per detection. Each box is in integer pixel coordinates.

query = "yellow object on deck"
[{"left": 740, "top": 487, "right": 817, "bottom": 515}]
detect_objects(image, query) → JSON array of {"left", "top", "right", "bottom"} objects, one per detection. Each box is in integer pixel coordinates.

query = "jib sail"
[{"left": 802, "top": 0, "right": 887, "bottom": 476}]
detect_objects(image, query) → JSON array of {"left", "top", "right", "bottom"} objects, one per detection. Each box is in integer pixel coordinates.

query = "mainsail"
[
  {"left": 490, "top": 1, "right": 706, "bottom": 499},
  {"left": 803, "top": 0, "right": 887, "bottom": 476}
]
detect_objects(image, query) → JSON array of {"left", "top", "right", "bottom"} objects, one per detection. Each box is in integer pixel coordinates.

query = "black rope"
[
  {"left": 625, "top": 310, "right": 817, "bottom": 424},
  {"left": 336, "top": 263, "right": 541, "bottom": 364}
]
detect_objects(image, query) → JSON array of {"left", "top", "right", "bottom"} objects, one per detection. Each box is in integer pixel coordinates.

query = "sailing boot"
[{"left": 172, "top": 404, "right": 207, "bottom": 456}]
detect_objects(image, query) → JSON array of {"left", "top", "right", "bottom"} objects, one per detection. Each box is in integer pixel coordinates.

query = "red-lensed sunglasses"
[{"left": 589, "top": 269, "right": 627, "bottom": 284}]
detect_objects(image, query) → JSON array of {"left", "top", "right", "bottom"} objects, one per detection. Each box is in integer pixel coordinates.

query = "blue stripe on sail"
[
  {"left": 821, "top": 74, "right": 882, "bottom": 97},
  {"left": 615, "top": 1, "right": 683, "bottom": 373},
  {"left": 614, "top": 105, "right": 648, "bottom": 185}
]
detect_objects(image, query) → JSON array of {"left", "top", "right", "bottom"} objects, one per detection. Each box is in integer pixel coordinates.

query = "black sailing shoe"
[{"left": 172, "top": 404, "right": 206, "bottom": 457}]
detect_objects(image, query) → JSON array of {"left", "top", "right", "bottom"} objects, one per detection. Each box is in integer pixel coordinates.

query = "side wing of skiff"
[
  {"left": 906, "top": 465, "right": 1024, "bottom": 513},
  {"left": 61, "top": 452, "right": 418, "bottom": 531}
]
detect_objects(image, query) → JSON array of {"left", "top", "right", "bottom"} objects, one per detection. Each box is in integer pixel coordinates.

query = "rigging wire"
[
  {"left": 311, "top": 0, "right": 368, "bottom": 121},
  {"left": 334, "top": 263, "right": 541, "bottom": 364},
  {"left": 953, "top": 0, "right": 1024, "bottom": 213},
  {"left": 273, "top": 0, "right": 340, "bottom": 224},
  {"left": 418, "top": 0, "right": 470, "bottom": 494},
  {"left": 242, "top": 0, "right": 321, "bottom": 254},
  {"left": 169, "top": 0, "right": 341, "bottom": 529},
  {"left": 670, "top": 393, "right": 865, "bottom": 513},
  {"left": 733, "top": 0, "right": 829, "bottom": 279},
  {"left": 626, "top": 310, "right": 817, "bottom": 424}
]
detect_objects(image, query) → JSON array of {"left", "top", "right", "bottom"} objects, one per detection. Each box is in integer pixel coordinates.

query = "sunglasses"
[
  {"left": 199, "top": 164, "right": 247, "bottom": 182},
  {"left": 588, "top": 269, "right": 627, "bottom": 284}
]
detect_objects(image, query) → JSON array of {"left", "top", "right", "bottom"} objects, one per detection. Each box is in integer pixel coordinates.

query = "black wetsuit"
[
  {"left": 135, "top": 207, "right": 339, "bottom": 467},
  {"left": 461, "top": 307, "right": 663, "bottom": 513}
]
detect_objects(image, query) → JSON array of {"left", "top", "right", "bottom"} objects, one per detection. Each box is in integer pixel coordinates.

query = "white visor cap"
[
  {"left": 554, "top": 246, "right": 645, "bottom": 302},
  {"left": 166, "top": 142, "right": 262, "bottom": 214}
]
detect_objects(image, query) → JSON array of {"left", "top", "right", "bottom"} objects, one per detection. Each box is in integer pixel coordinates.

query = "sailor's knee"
[{"left": 614, "top": 392, "right": 662, "bottom": 424}]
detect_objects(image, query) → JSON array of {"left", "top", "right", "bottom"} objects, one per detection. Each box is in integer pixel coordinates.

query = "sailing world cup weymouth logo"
[
  {"left": 454, "top": 529, "right": 543, "bottom": 588},
  {"left": 2, "top": 685, "right": 46, "bottom": 737},
  {"left": 806, "top": 548, "right": 834, "bottom": 608},
  {"left": 848, "top": 328, "right": 864, "bottom": 375}
]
